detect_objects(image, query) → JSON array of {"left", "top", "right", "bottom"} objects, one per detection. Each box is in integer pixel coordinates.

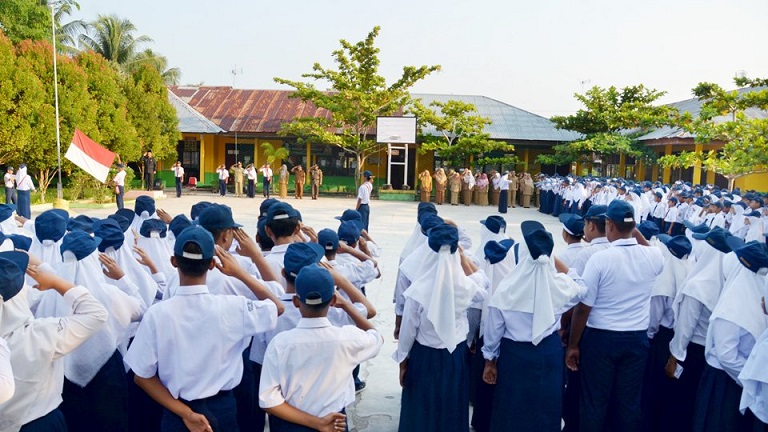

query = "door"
[
  {"left": 225, "top": 143, "right": 255, "bottom": 168},
  {"left": 177, "top": 139, "right": 200, "bottom": 184}
]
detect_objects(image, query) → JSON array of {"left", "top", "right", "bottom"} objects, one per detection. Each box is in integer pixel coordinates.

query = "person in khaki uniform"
[
  {"left": 278, "top": 164, "right": 289, "bottom": 198},
  {"left": 291, "top": 165, "right": 306, "bottom": 199},
  {"left": 310, "top": 164, "right": 323, "bottom": 200},
  {"left": 461, "top": 169, "right": 473, "bottom": 207},
  {"left": 230, "top": 162, "right": 245, "bottom": 197},
  {"left": 508, "top": 170, "right": 518, "bottom": 208},
  {"left": 449, "top": 170, "right": 461, "bottom": 206},
  {"left": 418, "top": 170, "right": 433, "bottom": 203},
  {"left": 433, "top": 168, "right": 447, "bottom": 205},
  {"left": 522, "top": 172, "right": 535, "bottom": 207},
  {"left": 490, "top": 170, "right": 500, "bottom": 206}
]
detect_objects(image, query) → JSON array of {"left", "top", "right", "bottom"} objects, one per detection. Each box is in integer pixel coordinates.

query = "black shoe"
[{"left": 355, "top": 381, "right": 366, "bottom": 394}]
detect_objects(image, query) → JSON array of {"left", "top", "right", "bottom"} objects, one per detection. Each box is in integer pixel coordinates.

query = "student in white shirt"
[
  {"left": 482, "top": 221, "right": 585, "bottom": 432},
  {"left": 570, "top": 205, "right": 610, "bottom": 276},
  {"left": 112, "top": 164, "right": 127, "bottom": 209},
  {"left": 245, "top": 164, "right": 257, "bottom": 198},
  {"left": 124, "top": 226, "right": 283, "bottom": 432},
  {"left": 557, "top": 213, "right": 585, "bottom": 268},
  {"left": 264, "top": 202, "right": 301, "bottom": 289},
  {"left": 14, "top": 164, "right": 35, "bottom": 219},
  {"left": 172, "top": 161, "right": 184, "bottom": 198},
  {"left": 566, "top": 200, "right": 663, "bottom": 432},
  {"left": 216, "top": 164, "right": 229, "bottom": 197},
  {"left": 355, "top": 171, "right": 374, "bottom": 232},
  {"left": 0, "top": 338, "right": 12, "bottom": 405},
  {"left": 259, "top": 163, "right": 273, "bottom": 199},
  {"left": 664, "top": 197, "right": 680, "bottom": 235},
  {"left": 259, "top": 264, "right": 383, "bottom": 431},
  {"left": 0, "top": 251, "right": 108, "bottom": 431},
  {"left": 394, "top": 223, "right": 488, "bottom": 432},
  {"left": 497, "top": 172, "right": 510, "bottom": 214}
]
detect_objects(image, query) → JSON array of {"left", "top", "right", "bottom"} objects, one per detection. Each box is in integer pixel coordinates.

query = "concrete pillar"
[
  {"left": 619, "top": 153, "right": 626, "bottom": 178},
  {"left": 306, "top": 142, "right": 311, "bottom": 166},
  {"left": 692, "top": 144, "right": 703, "bottom": 185},
  {"left": 662, "top": 145, "right": 672, "bottom": 184}
]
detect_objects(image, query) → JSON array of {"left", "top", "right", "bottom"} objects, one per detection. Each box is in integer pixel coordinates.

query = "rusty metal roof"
[{"left": 169, "top": 86, "right": 332, "bottom": 134}]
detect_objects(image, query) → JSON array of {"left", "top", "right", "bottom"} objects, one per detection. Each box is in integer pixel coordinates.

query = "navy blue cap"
[
  {"left": 427, "top": 223, "right": 459, "bottom": 254},
  {"left": 135, "top": 196, "right": 156, "bottom": 216},
  {"left": 416, "top": 202, "right": 437, "bottom": 224},
  {"left": 338, "top": 220, "right": 361, "bottom": 244},
  {"left": 61, "top": 231, "right": 102, "bottom": 261},
  {"left": 257, "top": 218, "right": 270, "bottom": 241},
  {"left": 604, "top": 200, "right": 635, "bottom": 223},
  {"left": 190, "top": 201, "right": 213, "bottom": 220},
  {"left": 657, "top": 234, "right": 692, "bottom": 259},
  {"left": 169, "top": 214, "right": 193, "bottom": 238},
  {"left": 654, "top": 192, "right": 663, "bottom": 199},
  {"left": 93, "top": 218, "right": 124, "bottom": 252},
  {"left": 295, "top": 264, "right": 335, "bottom": 305},
  {"left": 0, "top": 251, "right": 29, "bottom": 301},
  {"left": 0, "top": 204, "right": 16, "bottom": 222},
  {"left": 266, "top": 202, "right": 298, "bottom": 224},
  {"left": 480, "top": 215, "right": 507, "bottom": 234},
  {"left": 728, "top": 240, "right": 768, "bottom": 274},
  {"left": 723, "top": 201, "right": 732, "bottom": 208},
  {"left": 35, "top": 209, "right": 68, "bottom": 242},
  {"left": 584, "top": 205, "right": 608, "bottom": 220},
  {"left": 7, "top": 235, "right": 31, "bottom": 251},
  {"left": 668, "top": 197, "right": 678, "bottom": 204},
  {"left": 682, "top": 220, "right": 709, "bottom": 234},
  {"left": 140, "top": 219, "right": 168, "bottom": 238},
  {"left": 419, "top": 214, "right": 444, "bottom": 234},
  {"left": 734, "top": 201, "right": 748, "bottom": 209},
  {"left": 363, "top": 170, "right": 373, "bottom": 178},
  {"left": 559, "top": 214, "right": 584, "bottom": 236},
  {"left": 637, "top": 220, "right": 660, "bottom": 240},
  {"left": 484, "top": 240, "right": 513, "bottom": 264},
  {"left": 317, "top": 228, "right": 339, "bottom": 251},
  {"left": 67, "top": 215, "right": 96, "bottom": 234},
  {"left": 335, "top": 209, "right": 365, "bottom": 230},
  {"left": 521, "top": 220, "right": 554, "bottom": 260},
  {"left": 115, "top": 207, "right": 135, "bottom": 223},
  {"left": 692, "top": 226, "right": 732, "bottom": 254},
  {"left": 19, "top": 164, "right": 26, "bottom": 169},
  {"left": 283, "top": 242, "right": 325, "bottom": 279},
  {"left": 107, "top": 214, "right": 131, "bottom": 233},
  {"left": 259, "top": 198, "right": 278, "bottom": 218},
  {"left": 710, "top": 201, "right": 723, "bottom": 209},
  {"left": 745, "top": 210, "right": 762, "bottom": 218},
  {"left": 173, "top": 226, "right": 214, "bottom": 260},
  {"left": 198, "top": 205, "right": 242, "bottom": 231}
]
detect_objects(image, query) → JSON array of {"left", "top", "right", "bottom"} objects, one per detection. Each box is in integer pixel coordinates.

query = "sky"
[{"left": 68, "top": 0, "right": 768, "bottom": 117}]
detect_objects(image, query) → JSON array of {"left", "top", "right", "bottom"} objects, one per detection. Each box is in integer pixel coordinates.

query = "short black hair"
[
  {"left": 611, "top": 219, "right": 636, "bottom": 234},
  {"left": 586, "top": 217, "right": 606, "bottom": 234},
  {"left": 267, "top": 217, "right": 299, "bottom": 239},
  {"left": 256, "top": 233, "right": 274, "bottom": 251},
  {"left": 301, "top": 299, "right": 332, "bottom": 313},
  {"left": 175, "top": 242, "right": 211, "bottom": 277},
  {"left": 206, "top": 227, "right": 229, "bottom": 243},
  {"left": 564, "top": 231, "right": 584, "bottom": 242}
]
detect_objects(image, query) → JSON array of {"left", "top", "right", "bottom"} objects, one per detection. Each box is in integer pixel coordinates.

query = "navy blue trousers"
[
  {"left": 693, "top": 365, "right": 760, "bottom": 432},
  {"left": 269, "top": 408, "right": 348, "bottom": 432},
  {"left": 5, "top": 187, "right": 16, "bottom": 205},
  {"left": 116, "top": 185, "right": 124, "bottom": 209},
  {"left": 161, "top": 390, "right": 238, "bottom": 432},
  {"left": 20, "top": 409, "right": 68, "bottom": 432},
  {"left": 498, "top": 190, "right": 508, "bottom": 214},
  {"left": 579, "top": 328, "right": 649, "bottom": 432},
  {"left": 175, "top": 177, "right": 182, "bottom": 197},
  {"left": 358, "top": 203, "right": 370, "bottom": 232},
  {"left": 643, "top": 326, "right": 678, "bottom": 432},
  {"left": 247, "top": 180, "right": 255, "bottom": 198},
  {"left": 399, "top": 341, "right": 469, "bottom": 432},
  {"left": 263, "top": 179, "right": 271, "bottom": 198},
  {"left": 233, "top": 350, "right": 256, "bottom": 431},
  {"left": 219, "top": 180, "right": 227, "bottom": 196},
  {"left": 17, "top": 189, "right": 31, "bottom": 218}
]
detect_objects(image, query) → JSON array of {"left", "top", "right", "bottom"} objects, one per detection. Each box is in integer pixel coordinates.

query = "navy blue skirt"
[
  {"left": 399, "top": 340, "right": 469, "bottom": 432},
  {"left": 16, "top": 189, "right": 31, "bottom": 219},
  {"left": 269, "top": 408, "right": 348, "bottom": 432},
  {"left": 20, "top": 408, "right": 68, "bottom": 432},
  {"left": 643, "top": 326, "right": 677, "bottom": 432},
  {"left": 490, "top": 333, "right": 563, "bottom": 432},
  {"left": 470, "top": 337, "right": 496, "bottom": 432},
  {"left": 60, "top": 350, "right": 129, "bottom": 432},
  {"left": 693, "top": 364, "right": 755, "bottom": 432}
]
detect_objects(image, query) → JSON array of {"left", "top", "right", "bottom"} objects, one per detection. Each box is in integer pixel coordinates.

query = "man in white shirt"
[
  {"left": 260, "top": 163, "right": 273, "bottom": 199},
  {"left": 112, "top": 164, "right": 127, "bottom": 210},
  {"left": 246, "top": 164, "right": 257, "bottom": 198},
  {"left": 172, "top": 161, "right": 184, "bottom": 198},
  {"left": 663, "top": 197, "right": 680, "bottom": 235},
  {"left": 356, "top": 170, "right": 374, "bottom": 232},
  {"left": 4, "top": 167, "right": 15, "bottom": 205},
  {"left": 216, "top": 164, "right": 229, "bottom": 197},
  {"left": 566, "top": 200, "right": 663, "bottom": 432},
  {"left": 557, "top": 213, "right": 585, "bottom": 268}
]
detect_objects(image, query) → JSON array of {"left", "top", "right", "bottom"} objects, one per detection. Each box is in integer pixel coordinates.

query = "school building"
[{"left": 166, "top": 86, "right": 580, "bottom": 192}]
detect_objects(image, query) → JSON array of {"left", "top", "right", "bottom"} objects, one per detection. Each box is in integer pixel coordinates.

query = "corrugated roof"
[
  {"left": 637, "top": 86, "right": 768, "bottom": 141},
  {"left": 411, "top": 94, "right": 581, "bottom": 142},
  {"left": 168, "top": 90, "right": 224, "bottom": 134},
  {"left": 168, "top": 86, "right": 333, "bottom": 134}
]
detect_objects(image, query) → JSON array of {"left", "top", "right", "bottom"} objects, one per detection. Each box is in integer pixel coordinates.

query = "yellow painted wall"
[{"left": 735, "top": 172, "right": 768, "bottom": 191}]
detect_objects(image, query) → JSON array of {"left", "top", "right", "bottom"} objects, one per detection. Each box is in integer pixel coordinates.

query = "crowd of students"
[{"left": 0, "top": 174, "right": 767, "bottom": 431}]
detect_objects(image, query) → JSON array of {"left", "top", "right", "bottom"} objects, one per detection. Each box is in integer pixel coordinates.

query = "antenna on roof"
[{"left": 231, "top": 65, "right": 243, "bottom": 88}]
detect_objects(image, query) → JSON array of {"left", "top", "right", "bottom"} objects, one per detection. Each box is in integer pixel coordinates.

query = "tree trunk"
[{"left": 35, "top": 168, "right": 54, "bottom": 204}]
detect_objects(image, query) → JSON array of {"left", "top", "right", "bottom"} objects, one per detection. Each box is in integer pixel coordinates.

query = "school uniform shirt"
[
  {"left": 113, "top": 170, "right": 126, "bottom": 186},
  {"left": 676, "top": 203, "right": 689, "bottom": 223},
  {"left": 264, "top": 244, "right": 289, "bottom": 288},
  {"left": 704, "top": 320, "right": 756, "bottom": 383},
  {"left": 246, "top": 167, "right": 257, "bottom": 181},
  {"left": 0, "top": 338, "right": 13, "bottom": 405},
  {"left": 498, "top": 176, "right": 510, "bottom": 191},
  {"left": 173, "top": 166, "right": 184, "bottom": 178},
  {"left": 217, "top": 168, "right": 229, "bottom": 181},
  {"left": 3, "top": 174, "right": 13, "bottom": 189},
  {"left": 557, "top": 243, "right": 584, "bottom": 269},
  {"left": 259, "top": 317, "right": 383, "bottom": 417},
  {"left": 580, "top": 238, "right": 664, "bottom": 331},
  {"left": 357, "top": 182, "right": 372, "bottom": 204},
  {"left": 570, "top": 237, "right": 610, "bottom": 276},
  {"left": 259, "top": 167, "right": 273, "bottom": 180},
  {"left": 0, "top": 286, "right": 108, "bottom": 431},
  {"left": 14, "top": 172, "right": 34, "bottom": 192},
  {"left": 162, "top": 257, "right": 284, "bottom": 300},
  {"left": 328, "top": 256, "right": 378, "bottom": 296},
  {"left": 664, "top": 206, "right": 679, "bottom": 225}
]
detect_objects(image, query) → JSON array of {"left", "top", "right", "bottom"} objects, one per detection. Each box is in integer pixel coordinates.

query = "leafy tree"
[
  {"left": 261, "top": 142, "right": 289, "bottom": 165},
  {"left": 0, "top": 0, "right": 50, "bottom": 44},
  {"left": 79, "top": 14, "right": 152, "bottom": 64},
  {"left": 275, "top": 26, "right": 440, "bottom": 186},
  {"left": 128, "top": 49, "right": 181, "bottom": 85},
  {"left": 658, "top": 77, "right": 768, "bottom": 189},
  {"left": 15, "top": 38, "right": 99, "bottom": 202},
  {"left": 538, "top": 85, "right": 675, "bottom": 173},
  {"left": 409, "top": 99, "right": 516, "bottom": 169},
  {"left": 123, "top": 64, "right": 179, "bottom": 185}
]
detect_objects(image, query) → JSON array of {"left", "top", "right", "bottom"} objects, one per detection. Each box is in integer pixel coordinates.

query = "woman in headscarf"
[
  {"left": 394, "top": 223, "right": 488, "bottom": 432},
  {"left": 56, "top": 231, "right": 145, "bottom": 432},
  {"left": 137, "top": 219, "right": 175, "bottom": 281},
  {"left": 279, "top": 164, "right": 289, "bottom": 199},
  {"left": 694, "top": 239, "right": 768, "bottom": 431},
  {"left": 476, "top": 173, "right": 490, "bottom": 206},
  {"left": 26, "top": 209, "right": 68, "bottom": 318},
  {"left": 433, "top": 168, "right": 447, "bottom": 205},
  {"left": 0, "top": 251, "right": 107, "bottom": 432},
  {"left": 418, "top": 170, "right": 433, "bottom": 203},
  {"left": 744, "top": 210, "right": 765, "bottom": 243},
  {"left": 14, "top": 164, "right": 34, "bottom": 220},
  {"left": 522, "top": 173, "right": 535, "bottom": 208},
  {"left": 449, "top": 170, "right": 461, "bottom": 206},
  {"left": 460, "top": 169, "right": 473, "bottom": 206},
  {"left": 481, "top": 221, "right": 584, "bottom": 432},
  {"left": 130, "top": 196, "right": 158, "bottom": 242}
]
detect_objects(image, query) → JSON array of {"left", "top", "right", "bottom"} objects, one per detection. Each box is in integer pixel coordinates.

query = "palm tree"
[
  {"left": 128, "top": 49, "right": 181, "bottom": 85},
  {"left": 79, "top": 14, "right": 152, "bottom": 64},
  {"left": 48, "top": 0, "right": 85, "bottom": 54},
  {"left": 261, "top": 142, "right": 290, "bottom": 193}
]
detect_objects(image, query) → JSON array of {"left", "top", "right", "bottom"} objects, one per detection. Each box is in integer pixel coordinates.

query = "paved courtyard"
[{"left": 53, "top": 193, "right": 570, "bottom": 432}]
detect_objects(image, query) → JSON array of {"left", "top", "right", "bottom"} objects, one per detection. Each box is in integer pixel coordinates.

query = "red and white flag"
[{"left": 64, "top": 129, "right": 116, "bottom": 183}]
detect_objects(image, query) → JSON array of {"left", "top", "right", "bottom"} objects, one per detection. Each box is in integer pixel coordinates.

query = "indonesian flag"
[{"left": 65, "top": 129, "right": 116, "bottom": 183}]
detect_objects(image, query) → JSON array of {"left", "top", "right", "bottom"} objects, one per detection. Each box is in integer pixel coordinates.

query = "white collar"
[
  {"left": 297, "top": 317, "right": 332, "bottom": 329},
  {"left": 175, "top": 285, "right": 209, "bottom": 296}
]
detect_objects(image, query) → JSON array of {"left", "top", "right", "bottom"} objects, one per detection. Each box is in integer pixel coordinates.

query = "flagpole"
[{"left": 50, "top": 2, "right": 63, "bottom": 200}]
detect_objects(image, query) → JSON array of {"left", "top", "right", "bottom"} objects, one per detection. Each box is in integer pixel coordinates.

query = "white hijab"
[
  {"left": 57, "top": 251, "right": 139, "bottom": 386},
  {"left": 399, "top": 225, "right": 426, "bottom": 261},
  {"left": 136, "top": 234, "right": 175, "bottom": 281},
  {"left": 651, "top": 252, "right": 691, "bottom": 300},
  {"left": 674, "top": 239, "right": 724, "bottom": 313},
  {"left": 709, "top": 259, "right": 768, "bottom": 343},
  {"left": 103, "top": 245, "right": 157, "bottom": 308},
  {"left": 478, "top": 244, "right": 515, "bottom": 337},
  {"left": 473, "top": 225, "right": 506, "bottom": 264},
  {"left": 745, "top": 216, "right": 764, "bottom": 243},
  {"left": 489, "top": 240, "right": 582, "bottom": 345},
  {"left": 401, "top": 245, "right": 477, "bottom": 352}
]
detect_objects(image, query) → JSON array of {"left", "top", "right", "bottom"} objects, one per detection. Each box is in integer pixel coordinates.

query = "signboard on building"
[{"left": 376, "top": 116, "right": 417, "bottom": 144}]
